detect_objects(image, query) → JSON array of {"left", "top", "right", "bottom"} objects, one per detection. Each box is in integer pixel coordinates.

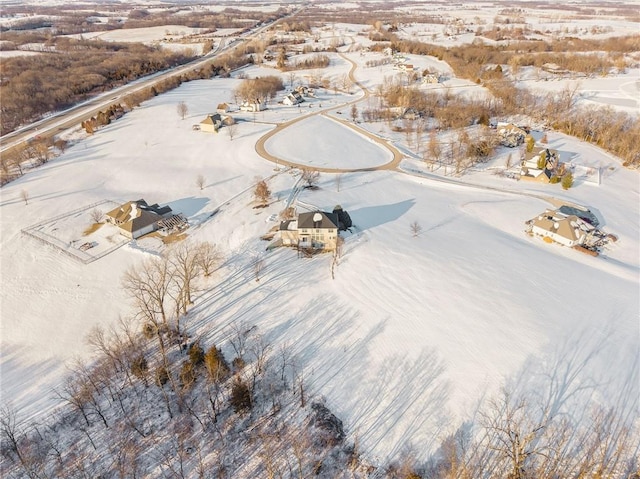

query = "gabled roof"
[
  {"left": 530, "top": 211, "right": 593, "bottom": 243},
  {"left": 298, "top": 211, "right": 338, "bottom": 229},
  {"left": 106, "top": 199, "right": 171, "bottom": 234},
  {"left": 200, "top": 113, "right": 222, "bottom": 125}
]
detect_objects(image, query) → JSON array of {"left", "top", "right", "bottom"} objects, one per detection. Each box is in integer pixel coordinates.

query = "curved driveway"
[{"left": 254, "top": 52, "right": 403, "bottom": 173}]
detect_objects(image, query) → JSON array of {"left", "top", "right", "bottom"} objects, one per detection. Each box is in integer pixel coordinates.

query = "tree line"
[{"left": 0, "top": 38, "right": 196, "bottom": 135}]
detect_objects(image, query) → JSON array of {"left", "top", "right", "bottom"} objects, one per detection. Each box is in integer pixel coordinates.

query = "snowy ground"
[{"left": 1, "top": 17, "right": 639, "bottom": 465}]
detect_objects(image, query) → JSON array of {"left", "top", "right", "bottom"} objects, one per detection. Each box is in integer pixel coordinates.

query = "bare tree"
[
  {"left": 177, "top": 101, "right": 189, "bottom": 120},
  {"left": 195, "top": 242, "right": 221, "bottom": 277},
  {"left": 166, "top": 242, "right": 201, "bottom": 322},
  {"left": 253, "top": 255, "right": 265, "bottom": 282},
  {"left": 350, "top": 103, "right": 358, "bottom": 122},
  {"left": 20, "top": 189, "right": 29, "bottom": 205},
  {"left": 335, "top": 173, "right": 343, "bottom": 192},
  {"left": 428, "top": 130, "right": 441, "bottom": 167},
  {"left": 196, "top": 174, "right": 206, "bottom": 191},
  {"left": 227, "top": 120, "right": 238, "bottom": 141},
  {"left": 410, "top": 221, "right": 422, "bottom": 238},
  {"left": 254, "top": 178, "right": 271, "bottom": 206},
  {"left": 90, "top": 208, "right": 103, "bottom": 223},
  {"left": 301, "top": 168, "right": 320, "bottom": 189}
]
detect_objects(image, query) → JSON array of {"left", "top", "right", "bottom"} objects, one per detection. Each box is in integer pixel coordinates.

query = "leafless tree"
[
  {"left": 167, "top": 242, "right": 202, "bottom": 322},
  {"left": 196, "top": 174, "right": 206, "bottom": 191},
  {"left": 122, "top": 257, "right": 174, "bottom": 330},
  {"left": 20, "top": 189, "right": 29, "bottom": 205},
  {"left": 195, "top": 242, "right": 221, "bottom": 277},
  {"left": 410, "top": 221, "right": 422, "bottom": 238},
  {"left": 301, "top": 168, "right": 320, "bottom": 189},
  {"left": 177, "top": 101, "right": 189, "bottom": 120},
  {"left": 428, "top": 130, "right": 441, "bottom": 167},
  {"left": 505, "top": 153, "right": 513, "bottom": 170},
  {"left": 335, "top": 173, "right": 343, "bottom": 192},
  {"left": 253, "top": 254, "right": 265, "bottom": 282},
  {"left": 351, "top": 103, "right": 358, "bottom": 122},
  {"left": 90, "top": 208, "right": 103, "bottom": 223},
  {"left": 254, "top": 178, "right": 271, "bottom": 206},
  {"left": 227, "top": 119, "right": 238, "bottom": 141}
]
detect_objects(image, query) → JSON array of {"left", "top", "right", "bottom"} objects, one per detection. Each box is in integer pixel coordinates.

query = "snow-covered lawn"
[{"left": 1, "top": 19, "right": 639, "bottom": 465}]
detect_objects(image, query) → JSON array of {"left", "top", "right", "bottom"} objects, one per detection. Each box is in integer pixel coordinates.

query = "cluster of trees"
[
  {"left": 0, "top": 39, "right": 195, "bottom": 135},
  {"left": 234, "top": 75, "right": 284, "bottom": 104},
  {"left": 0, "top": 137, "right": 68, "bottom": 185},
  {"left": 283, "top": 54, "right": 331, "bottom": 71},
  {"left": 0, "top": 241, "right": 366, "bottom": 478}
]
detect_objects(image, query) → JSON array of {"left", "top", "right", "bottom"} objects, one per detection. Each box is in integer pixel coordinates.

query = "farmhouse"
[
  {"left": 105, "top": 199, "right": 173, "bottom": 239},
  {"left": 526, "top": 210, "right": 594, "bottom": 247}
]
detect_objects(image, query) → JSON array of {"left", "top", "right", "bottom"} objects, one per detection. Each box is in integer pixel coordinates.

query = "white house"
[
  {"left": 240, "top": 99, "right": 266, "bottom": 112},
  {"left": 283, "top": 91, "right": 304, "bottom": 106}
]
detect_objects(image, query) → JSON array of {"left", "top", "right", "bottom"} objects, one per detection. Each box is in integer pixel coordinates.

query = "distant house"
[
  {"left": 240, "top": 99, "right": 266, "bottom": 112},
  {"left": 521, "top": 147, "right": 562, "bottom": 181},
  {"left": 199, "top": 113, "right": 223, "bottom": 133},
  {"left": 295, "top": 85, "right": 313, "bottom": 97},
  {"left": 216, "top": 103, "right": 230, "bottom": 113},
  {"left": 497, "top": 123, "right": 526, "bottom": 147},
  {"left": 283, "top": 91, "right": 304, "bottom": 106},
  {"left": 105, "top": 199, "right": 173, "bottom": 239},
  {"left": 527, "top": 209, "right": 594, "bottom": 247},
  {"left": 422, "top": 73, "right": 439, "bottom": 84}
]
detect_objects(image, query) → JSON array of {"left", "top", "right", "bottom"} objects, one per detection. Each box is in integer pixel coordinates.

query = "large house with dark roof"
[
  {"left": 106, "top": 199, "right": 173, "bottom": 239},
  {"left": 279, "top": 210, "right": 340, "bottom": 251}
]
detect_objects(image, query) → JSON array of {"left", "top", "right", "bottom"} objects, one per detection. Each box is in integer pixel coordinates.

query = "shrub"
[
  {"left": 155, "top": 366, "right": 169, "bottom": 386},
  {"left": 230, "top": 378, "right": 252, "bottom": 413},
  {"left": 232, "top": 357, "right": 246, "bottom": 372},
  {"left": 130, "top": 355, "right": 148, "bottom": 379},
  {"left": 188, "top": 342, "right": 205, "bottom": 367},
  {"left": 550, "top": 175, "right": 560, "bottom": 184},
  {"left": 180, "top": 361, "right": 196, "bottom": 389},
  {"left": 561, "top": 171, "right": 574, "bottom": 189},
  {"left": 205, "top": 346, "right": 230, "bottom": 382}
]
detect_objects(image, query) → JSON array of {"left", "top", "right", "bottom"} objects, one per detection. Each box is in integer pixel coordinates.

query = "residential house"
[
  {"left": 527, "top": 209, "right": 594, "bottom": 247},
  {"left": 294, "top": 85, "right": 314, "bottom": 97},
  {"left": 422, "top": 73, "right": 439, "bottom": 84},
  {"left": 199, "top": 113, "right": 223, "bottom": 133},
  {"left": 216, "top": 103, "right": 230, "bottom": 113},
  {"left": 279, "top": 210, "right": 340, "bottom": 251},
  {"left": 496, "top": 123, "right": 526, "bottom": 147},
  {"left": 283, "top": 91, "right": 304, "bottom": 106},
  {"left": 240, "top": 99, "right": 266, "bottom": 112},
  {"left": 521, "top": 147, "right": 562, "bottom": 181},
  {"left": 298, "top": 211, "right": 339, "bottom": 251},
  {"left": 279, "top": 219, "right": 298, "bottom": 246},
  {"left": 105, "top": 199, "right": 173, "bottom": 239}
]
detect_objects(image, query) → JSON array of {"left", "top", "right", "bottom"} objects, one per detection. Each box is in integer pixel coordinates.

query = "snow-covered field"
[{"left": 1, "top": 15, "right": 639, "bottom": 466}]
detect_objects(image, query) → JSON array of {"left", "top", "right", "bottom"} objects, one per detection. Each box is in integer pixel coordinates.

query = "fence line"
[{"left": 21, "top": 199, "right": 127, "bottom": 264}]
